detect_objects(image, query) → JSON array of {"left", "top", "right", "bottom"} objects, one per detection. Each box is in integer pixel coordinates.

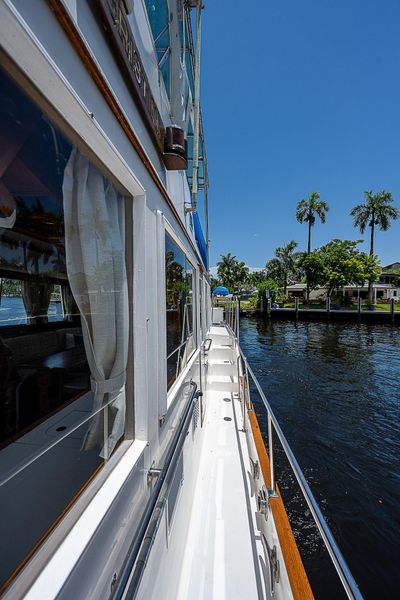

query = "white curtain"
[{"left": 63, "top": 148, "right": 128, "bottom": 459}]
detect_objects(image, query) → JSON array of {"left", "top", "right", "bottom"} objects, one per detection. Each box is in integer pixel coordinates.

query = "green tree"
[
  {"left": 210, "top": 276, "right": 220, "bottom": 290},
  {"left": 266, "top": 240, "right": 300, "bottom": 297},
  {"left": 296, "top": 192, "right": 329, "bottom": 300},
  {"left": 256, "top": 277, "right": 280, "bottom": 306},
  {"left": 234, "top": 261, "right": 250, "bottom": 294},
  {"left": 247, "top": 270, "right": 267, "bottom": 287},
  {"left": 298, "top": 239, "right": 381, "bottom": 299},
  {"left": 350, "top": 190, "right": 399, "bottom": 303},
  {"left": 217, "top": 253, "right": 249, "bottom": 293}
]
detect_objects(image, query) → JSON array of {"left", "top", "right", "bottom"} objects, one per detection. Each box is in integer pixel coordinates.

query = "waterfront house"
[
  {"left": 287, "top": 282, "right": 400, "bottom": 302},
  {"left": 382, "top": 261, "right": 400, "bottom": 271}
]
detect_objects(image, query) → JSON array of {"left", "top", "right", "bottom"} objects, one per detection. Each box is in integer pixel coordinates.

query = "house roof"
[{"left": 383, "top": 262, "right": 400, "bottom": 271}]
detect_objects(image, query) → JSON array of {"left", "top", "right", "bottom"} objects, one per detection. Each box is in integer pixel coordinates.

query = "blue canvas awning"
[
  {"left": 212, "top": 286, "right": 229, "bottom": 296},
  {"left": 193, "top": 211, "right": 208, "bottom": 269}
]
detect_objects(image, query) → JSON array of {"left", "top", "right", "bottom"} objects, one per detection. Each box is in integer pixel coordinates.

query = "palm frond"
[
  {"left": 350, "top": 204, "right": 370, "bottom": 233},
  {"left": 295, "top": 199, "right": 309, "bottom": 223}
]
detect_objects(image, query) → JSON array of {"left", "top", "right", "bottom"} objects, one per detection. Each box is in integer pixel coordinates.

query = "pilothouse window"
[
  {"left": 165, "top": 232, "right": 195, "bottom": 389},
  {"left": 0, "top": 66, "right": 131, "bottom": 590}
]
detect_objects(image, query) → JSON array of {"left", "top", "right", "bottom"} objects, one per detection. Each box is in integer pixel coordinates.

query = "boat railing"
[
  {"left": 113, "top": 379, "right": 202, "bottom": 600},
  {"left": 222, "top": 303, "right": 363, "bottom": 600},
  {"left": 213, "top": 295, "right": 240, "bottom": 341}
]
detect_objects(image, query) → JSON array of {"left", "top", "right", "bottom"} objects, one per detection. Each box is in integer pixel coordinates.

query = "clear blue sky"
[{"left": 202, "top": 0, "right": 400, "bottom": 269}]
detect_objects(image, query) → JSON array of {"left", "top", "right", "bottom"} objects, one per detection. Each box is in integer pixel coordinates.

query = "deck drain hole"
[
  {"left": 56, "top": 426, "right": 67, "bottom": 432},
  {"left": 223, "top": 398, "right": 231, "bottom": 402},
  {"left": 223, "top": 417, "right": 232, "bottom": 421}
]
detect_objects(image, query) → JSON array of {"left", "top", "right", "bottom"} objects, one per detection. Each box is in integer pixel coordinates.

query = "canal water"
[
  {"left": 239, "top": 316, "right": 400, "bottom": 600},
  {"left": 0, "top": 296, "right": 63, "bottom": 326}
]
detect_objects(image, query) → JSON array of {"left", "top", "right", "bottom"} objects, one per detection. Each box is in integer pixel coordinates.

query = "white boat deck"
[{"left": 177, "top": 326, "right": 264, "bottom": 600}]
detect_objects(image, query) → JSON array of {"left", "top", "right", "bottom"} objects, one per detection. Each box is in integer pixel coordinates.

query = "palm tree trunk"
[
  {"left": 307, "top": 219, "right": 312, "bottom": 255},
  {"left": 368, "top": 219, "right": 375, "bottom": 304},
  {"left": 306, "top": 219, "right": 312, "bottom": 301}
]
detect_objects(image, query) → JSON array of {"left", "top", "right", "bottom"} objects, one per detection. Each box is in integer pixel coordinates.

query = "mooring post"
[
  {"left": 326, "top": 296, "right": 330, "bottom": 317},
  {"left": 358, "top": 297, "right": 362, "bottom": 321},
  {"left": 260, "top": 292, "right": 266, "bottom": 314},
  {"left": 267, "top": 298, "right": 271, "bottom": 317},
  {"left": 391, "top": 297, "right": 395, "bottom": 323},
  {"left": 295, "top": 297, "right": 299, "bottom": 319}
]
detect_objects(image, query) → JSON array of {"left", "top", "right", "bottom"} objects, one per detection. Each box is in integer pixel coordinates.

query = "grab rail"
[
  {"left": 203, "top": 337, "right": 212, "bottom": 352},
  {"left": 232, "top": 333, "right": 364, "bottom": 600},
  {"left": 113, "top": 381, "right": 200, "bottom": 600}
]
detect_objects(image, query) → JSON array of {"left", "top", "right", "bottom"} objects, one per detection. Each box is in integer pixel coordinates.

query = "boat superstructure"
[{"left": 0, "top": 1, "right": 363, "bottom": 599}]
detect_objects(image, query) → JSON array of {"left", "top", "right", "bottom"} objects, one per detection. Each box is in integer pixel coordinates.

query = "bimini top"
[{"left": 212, "top": 286, "right": 229, "bottom": 296}]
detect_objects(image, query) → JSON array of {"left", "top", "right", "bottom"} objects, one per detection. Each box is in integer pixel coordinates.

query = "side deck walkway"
[{"left": 177, "top": 326, "right": 264, "bottom": 600}]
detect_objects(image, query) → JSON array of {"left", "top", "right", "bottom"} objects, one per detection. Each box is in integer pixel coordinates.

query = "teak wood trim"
[
  {"left": 248, "top": 410, "right": 315, "bottom": 600},
  {"left": 47, "top": 0, "right": 203, "bottom": 268}
]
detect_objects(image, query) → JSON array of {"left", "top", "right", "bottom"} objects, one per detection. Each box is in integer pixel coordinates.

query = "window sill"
[{"left": 22, "top": 438, "right": 147, "bottom": 600}]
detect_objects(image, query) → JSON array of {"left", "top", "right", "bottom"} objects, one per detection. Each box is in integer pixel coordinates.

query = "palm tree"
[
  {"left": 266, "top": 240, "right": 299, "bottom": 297},
  {"left": 233, "top": 261, "right": 250, "bottom": 294},
  {"left": 217, "top": 253, "right": 249, "bottom": 293},
  {"left": 296, "top": 192, "right": 329, "bottom": 300},
  {"left": 351, "top": 190, "right": 399, "bottom": 303},
  {"left": 217, "top": 253, "right": 238, "bottom": 291},
  {"left": 296, "top": 192, "right": 329, "bottom": 255}
]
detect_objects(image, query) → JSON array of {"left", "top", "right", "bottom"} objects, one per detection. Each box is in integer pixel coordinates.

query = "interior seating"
[{"left": 0, "top": 327, "right": 87, "bottom": 444}]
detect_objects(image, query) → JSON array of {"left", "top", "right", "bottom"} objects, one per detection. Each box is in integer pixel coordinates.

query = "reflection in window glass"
[
  {"left": 0, "top": 66, "right": 129, "bottom": 589},
  {"left": 144, "top": 0, "right": 171, "bottom": 96},
  {"left": 165, "top": 233, "right": 195, "bottom": 389}
]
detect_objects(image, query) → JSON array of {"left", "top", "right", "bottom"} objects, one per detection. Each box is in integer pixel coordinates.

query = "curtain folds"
[{"left": 63, "top": 148, "right": 128, "bottom": 459}]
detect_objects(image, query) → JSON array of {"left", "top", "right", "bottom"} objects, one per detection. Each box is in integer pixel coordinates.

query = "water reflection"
[{"left": 241, "top": 317, "right": 400, "bottom": 600}]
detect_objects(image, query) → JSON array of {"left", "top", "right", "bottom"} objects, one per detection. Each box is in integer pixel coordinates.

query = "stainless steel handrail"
[
  {"left": 213, "top": 295, "right": 240, "bottom": 337},
  {"left": 113, "top": 381, "right": 200, "bottom": 600},
  {"left": 203, "top": 337, "right": 212, "bottom": 352},
  {"left": 235, "top": 341, "right": 364, "bottom": 600}
]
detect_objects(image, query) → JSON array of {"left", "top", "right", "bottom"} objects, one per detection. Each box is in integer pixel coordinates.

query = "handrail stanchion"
[
  {"left": 236, "top": 298, "right": 240, "bottom": 341},
  {"left": 238, "top": 348, "right": 364, "bottom": 600},
  {"left": 268, "top": 414, "right": 278, "bottom": 498},
  {"left": 243, "top": 361, "right": 249, "bottom": 431},
  {"left": 223, "top": 318, "right": 363, "bottom": 600}
]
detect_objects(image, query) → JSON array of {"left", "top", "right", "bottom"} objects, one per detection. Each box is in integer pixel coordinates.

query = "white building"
[{"left": 287, "top": 283, "right": 400, "bottom": 302}]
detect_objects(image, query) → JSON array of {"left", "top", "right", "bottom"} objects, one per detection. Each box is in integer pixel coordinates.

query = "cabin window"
[
  {"left": 0, "top": 66, "right": 130, "bottom": 589},
  {"left": 165, "top": 232, "right": 195, "bottom": 389}
]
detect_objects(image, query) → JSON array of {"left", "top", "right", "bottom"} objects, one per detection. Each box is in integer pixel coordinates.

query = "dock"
[{"left": 240, "top": 306, "right": 400, "bottom": 325}]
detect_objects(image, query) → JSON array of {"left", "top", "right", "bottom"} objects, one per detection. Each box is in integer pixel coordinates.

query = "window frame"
[
  {"left": 163, "top": 220, "right": 198, "bottom": 403},
  {"left": 0, "top": 48, "right": 142, "bottom": 593}
]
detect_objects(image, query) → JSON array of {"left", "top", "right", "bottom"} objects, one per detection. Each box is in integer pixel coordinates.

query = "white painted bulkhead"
[{"left": 0, "top": 1, "right": 207, "bottom": 597}]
